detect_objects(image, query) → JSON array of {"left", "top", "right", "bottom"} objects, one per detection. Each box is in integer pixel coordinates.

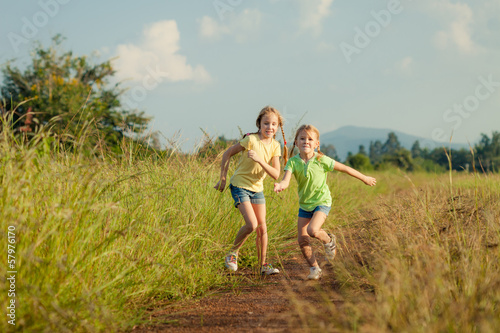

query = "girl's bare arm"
[
  {"left": 334, "top": 162, "right": 377, "bottom": 186},
  {"left": 274, "top": 170, "right": 292, "bottom": 193},
  {"left": 214, "top": 143, "right": 245, "bottom": 191}
]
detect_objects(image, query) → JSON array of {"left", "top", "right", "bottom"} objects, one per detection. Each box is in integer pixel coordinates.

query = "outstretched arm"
[
  {"left": 334, "top": 162, "right": 377, "bottom": 186},
  {"left": 274, "top": 170, "right": 292, "bottom": 193},
  {"left": 214, "top": 143, "right": 245, "bottom": 192}
]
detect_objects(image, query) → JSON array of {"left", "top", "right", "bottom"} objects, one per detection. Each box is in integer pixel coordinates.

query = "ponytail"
[
  {"left": 316, "top": 145, "right": 324, "bottom": 161},
  {"left": 289, "top": 141, "right": 296, "bottom": 159},
  {"left": 280, "top": 125, "right": 288, "bottom": 165}
]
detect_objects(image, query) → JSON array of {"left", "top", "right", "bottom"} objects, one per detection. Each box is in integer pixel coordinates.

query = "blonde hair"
[
  {"left": 289, "top": 124, "right": 324, "bottom": 161},
  {"left": 245, "top": 106, "right": 288, "bottom": 165}
]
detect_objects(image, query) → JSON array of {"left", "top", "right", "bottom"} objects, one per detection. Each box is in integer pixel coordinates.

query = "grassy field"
[{"left": 1, "top": 133, "right": 499, "bottom": 332}]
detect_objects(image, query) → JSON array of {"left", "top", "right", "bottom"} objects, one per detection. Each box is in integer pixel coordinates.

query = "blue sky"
[{"left": 1, "top": 0, "right": 499, "bottom": 152}]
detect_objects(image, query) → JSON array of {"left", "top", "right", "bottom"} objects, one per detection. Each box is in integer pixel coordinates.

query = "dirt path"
[{"left": 132, "top": 248, "right": 344, "bottom": 333}]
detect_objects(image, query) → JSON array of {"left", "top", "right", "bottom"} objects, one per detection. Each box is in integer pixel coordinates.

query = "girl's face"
[
  {"left": 259, "top": 114, "right": 279, "bottom": 139},
  {"left": 296, "top": 130, "right": 319, "bottom": 154}
]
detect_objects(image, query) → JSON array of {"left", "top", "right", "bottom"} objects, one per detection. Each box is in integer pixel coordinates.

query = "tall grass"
[
  {"left": 0, "top": 123, "right": 294, "bottom": 332},
  {"left": 285, "top": 171, "right": 500, "bottom": 332}
]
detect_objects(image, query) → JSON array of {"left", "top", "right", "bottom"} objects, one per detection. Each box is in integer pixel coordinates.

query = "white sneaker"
[
  {"left": 261, "top": 263, "right": 279, "bottom": 275},
  {"left": 324, "top": 233, "right": 337, "bottom": 261},
  {"left": 225, "top": 252, "right": 238, "bottom": 271},
  {"left": 307, "top": 266, "right": 322, "bottom": 280}
]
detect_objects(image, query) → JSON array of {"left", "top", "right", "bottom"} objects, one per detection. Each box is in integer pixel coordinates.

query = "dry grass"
[{"left": 287, "top": 172, "right": 500, "bottom": 332}]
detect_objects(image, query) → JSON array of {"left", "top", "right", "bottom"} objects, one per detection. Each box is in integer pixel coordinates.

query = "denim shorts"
[
  {"left": 298, "top": 205, "right": 331, "bottom": 218},
  {"left": 229, "top": 184, "right": 265, "bottom": 208}
]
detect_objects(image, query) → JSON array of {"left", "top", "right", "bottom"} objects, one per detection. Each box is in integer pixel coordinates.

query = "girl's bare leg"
[
  {"left": 306, "top": 211, "right": 330, "bottom": 244},
  {"left": 252, "top": 203, "right": 267, "bottom": 266},
  {"left": 298, "top": 217, "right": 318, "bottom": 267},
  {"left": 298, "top": 212, "right": 330, "bottom": 267},
  {"left": 231, "top": 201, "right": 259, "bottom": 252}
]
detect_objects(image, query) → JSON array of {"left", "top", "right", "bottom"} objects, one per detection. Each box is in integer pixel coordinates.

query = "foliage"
[
  {"left": 381, "top": 131, "right": 401, "bottom": 155},
  {"left": 369, "top": 140, "right": 383, "bottom": 165},
  {"left": 365, "top": 132, "right": 500, "bottom": 174},
  {"left": 346, "top": 153, "right": 373, "bottom": 171},
  {"left": 197, "top": 131, "right": 237, "bottom": 159},
  {"left": 411, "top": 140, "right": 422, "bottom": 158},
  {"left": 381, "top": 148, "right": 414, "bottom": 171},
  {"left": 412, "top": 157, "right": 446, "bottom": 173},
  {"left": 320, "top": 143, "right": 338, "bottom": 160},
  {"left": 0, "top": 35, "right": 151, "bottom": 153},
  {"left": 475, "top": 131, "right": 500, "bottom": 172}
]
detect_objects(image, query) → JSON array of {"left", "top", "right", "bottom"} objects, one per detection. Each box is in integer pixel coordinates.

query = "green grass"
[{"left": 1, "top": 126, "right": 499, "bottom": 332}]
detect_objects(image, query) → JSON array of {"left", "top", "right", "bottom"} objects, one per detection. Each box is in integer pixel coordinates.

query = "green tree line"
[{"left": 343, "top": 131, "right": 500, "bottom": 173}]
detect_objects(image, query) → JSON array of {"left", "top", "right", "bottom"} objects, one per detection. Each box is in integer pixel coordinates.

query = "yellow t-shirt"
[{"left": 230, "top": 134, "right": 281, "bottom": 192}]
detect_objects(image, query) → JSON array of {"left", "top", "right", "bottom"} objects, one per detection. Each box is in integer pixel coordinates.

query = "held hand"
[
  {"left": 364, "top": 176, "right": 377, "bottom": 186},
  {"left": 274, "top": 182, "right": 285, "bottom": 193},
  {"left": 247, "top": 150, "right": 261, "bottom": 163},
  {"left": 214, "top": 179, "right": 226, "bottom": 192}
]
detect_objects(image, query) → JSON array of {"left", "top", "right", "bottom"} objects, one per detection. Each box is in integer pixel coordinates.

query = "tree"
[
  {"left": 1, "top": 35, "right": 151, "bottom": 152},
  {"left": 369, "top": 140, "right": 383, "bottom": 165},
  {"left": 382, "top": 148, "right": 414, "bottom": 171},
  {"left": 346, "top": 153, "right": 373, "bottom": 171},
  {"left": 320, "top": 143, "right": 338, "bottom": 160},
  {"left": 382, "top": 132, "right": 401, "bottom": 155},
  {"left": 475, "top": 131, "right": 500, "bottom": 172},
  {"left": 411, "top": 140, "right": 422, "bottom": 158},
  {"left": 358, "top": 144, "right": 367, "bottom": 156}
]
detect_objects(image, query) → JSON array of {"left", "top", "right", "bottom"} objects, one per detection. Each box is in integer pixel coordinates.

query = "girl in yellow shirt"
[{"left": 214, "top": 106, "right": 287, "bottom": 275}]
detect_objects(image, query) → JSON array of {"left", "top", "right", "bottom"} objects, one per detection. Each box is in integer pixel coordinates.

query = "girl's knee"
[
  {"left": 298, "top": 235, "right": 310, "bottom": 247},
  {"left": 256, "top": 224, "right": 267, "bottom": 236},
  {"left": 307, "top": 227, "right": 320, "bottom": 239},
  {"left": 243, "top": 223, "right": 258, "bottom": 233}
]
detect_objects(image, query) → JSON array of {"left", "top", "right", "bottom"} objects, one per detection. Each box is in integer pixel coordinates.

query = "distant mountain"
[{"left": 321, "top": 126, "right": 469, "bottom": 161}]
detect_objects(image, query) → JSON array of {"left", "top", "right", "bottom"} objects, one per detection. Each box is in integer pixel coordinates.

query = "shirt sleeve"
[
  {"left": 284, "top": 157, "right": 294, "bottom": 172},
  {"left": 322, "top": 155, "right": 336, "bottom": 172},
  {"left": 239, "top": 135, "right": 251, "bottom": 150},
  {"left": 273, "top": 140, "right": 282, "bottom": 157}
]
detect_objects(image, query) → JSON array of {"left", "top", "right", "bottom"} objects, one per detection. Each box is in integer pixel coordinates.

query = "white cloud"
[
  {"left": 298, "top": 0, "right": 334, "bottom": 37},
  {"left": 115, "top": 20, "right": 210, "bottom": 83},
  {"left": 199, "top": 9, "right": 262, "bottom": 42},
  {"left": 199, "top": 16, "right": 230, "bottom": 40},
  {"left": 426, "top": 1, "right": 478, "bottom": 54}
]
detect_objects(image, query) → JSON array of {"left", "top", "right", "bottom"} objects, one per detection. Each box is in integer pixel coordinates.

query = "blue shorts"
[
  {"left": 298, "top": 205, "right": 331, "bottom": 218},
  {"left": 229, "top": 184, "right": 265, "bottom": 208}
]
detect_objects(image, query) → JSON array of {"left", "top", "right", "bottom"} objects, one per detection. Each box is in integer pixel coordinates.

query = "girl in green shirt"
[{"left": 274, "top": 124, "right": 376, "bottom": 280}]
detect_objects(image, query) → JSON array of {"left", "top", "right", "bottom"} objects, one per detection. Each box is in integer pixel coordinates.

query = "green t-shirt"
[{"left": 284, "top": 153, "right": 336, "bottom": 211}]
